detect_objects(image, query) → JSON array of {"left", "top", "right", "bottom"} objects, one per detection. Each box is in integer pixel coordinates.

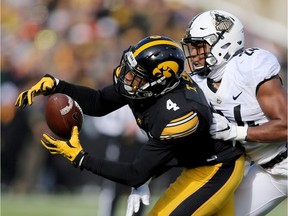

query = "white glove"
[
  {"left": 126, "top": 183, "right": 150, "bottom": 216},
  {"left": 210, "top": 113, "right": 248, "bottom": 141}
]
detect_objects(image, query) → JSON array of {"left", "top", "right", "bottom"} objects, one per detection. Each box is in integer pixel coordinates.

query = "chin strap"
[{"left": 207, "top": 63, "right": 226, "bottom": 82}]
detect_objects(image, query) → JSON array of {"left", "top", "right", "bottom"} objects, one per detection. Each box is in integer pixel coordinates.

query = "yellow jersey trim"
[{"left": 160, "top": 112, "right": 199, "bottom": 140}]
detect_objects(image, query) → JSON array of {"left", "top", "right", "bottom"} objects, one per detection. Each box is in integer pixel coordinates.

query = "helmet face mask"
[
  {"left": 114, "top": 36, "right": 185, "bottom": 99},
  {"left": 181, "top": 10, "right": 244, "bottom": 79},
  {"left": 181, "top": 40, "right": 215, "bottom": 77},
  {"left": 117, "top": 50, "right": 153, "bottom": 99}
]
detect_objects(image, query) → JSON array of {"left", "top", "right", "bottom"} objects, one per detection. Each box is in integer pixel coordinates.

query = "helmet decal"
[
  {"left": 211, "top": 11, "right": 234, "bottom": 32},
  {"left": 126, "top": 51, "right": 137, "bottom": 67},
  {"left": 153, "top": 61, "right": 179, "bottom": 78}
]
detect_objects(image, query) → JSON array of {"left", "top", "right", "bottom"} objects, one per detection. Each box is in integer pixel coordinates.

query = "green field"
[{"left": 1, "top": 193, "right": 287, "bottom": 216}]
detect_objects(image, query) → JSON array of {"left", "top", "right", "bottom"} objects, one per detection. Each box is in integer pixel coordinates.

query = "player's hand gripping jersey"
[
  {"left": 180, "top": 10, "right": 287, "bottom": 216},
  {"left": 192, "top": 48, "right": 286, "bottom": 166}
]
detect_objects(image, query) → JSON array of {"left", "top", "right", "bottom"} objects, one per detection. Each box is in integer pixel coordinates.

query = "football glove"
[
  {"left": 41, "top": 126, "right": 86, "bottom": 167},
  {"left": 209, "top": 113, "right": 248, "bottom": 141},
  {"left": 15, "top": 74, "right": 58, "bottom": 108},
  {"left": 126, "top": 183, "right": 150, "bottom": 216}
]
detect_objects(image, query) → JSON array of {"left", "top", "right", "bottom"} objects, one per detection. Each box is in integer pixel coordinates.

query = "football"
[{"left": 45, "top": 93, "right": 84, "bottom": 139}]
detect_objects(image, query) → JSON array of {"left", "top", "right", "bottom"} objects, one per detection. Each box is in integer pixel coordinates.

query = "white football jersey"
[{"left": 192, "top": 48, "right": 286, "bottom": 164}]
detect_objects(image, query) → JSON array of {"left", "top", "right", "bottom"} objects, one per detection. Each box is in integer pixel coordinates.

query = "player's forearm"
[
  {"left": 246, "top": 120, "right": 287, "bottom": 142},
  {"left": 55, "top": 81, "right": 126, "bottom": 116},
  {"left": 80, "top": 155, "right": 154, "bottom": 187}
]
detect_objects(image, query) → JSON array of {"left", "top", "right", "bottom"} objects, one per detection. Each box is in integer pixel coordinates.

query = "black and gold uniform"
[{"left": 15, "top": 36, "right": 245, "bottom": 216}]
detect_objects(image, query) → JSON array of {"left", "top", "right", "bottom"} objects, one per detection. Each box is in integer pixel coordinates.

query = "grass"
[
  {"left": 1, "top": 193, "right": 99, "bottom": 216},
  {"left": 267, "top": 199, "right": 287, "bottom": 216},
  {"left": 1, "top": 193, "right": 287, "bottom": 216}
]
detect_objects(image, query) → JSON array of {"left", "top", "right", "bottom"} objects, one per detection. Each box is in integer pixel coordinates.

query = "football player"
[
  {"left": 182, "top": 10, "right": 288, "bottom": 216},
  {"left": 15, "top": 36, "right": 245, "bottom": 215},
  {"left": 125, "top": 11, "right": 287, "bottom": 216},
  {"left": 181, "top": 10, "right": 287, "bottom": 216}
]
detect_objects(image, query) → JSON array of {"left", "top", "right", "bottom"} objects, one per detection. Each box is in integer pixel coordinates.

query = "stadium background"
[{"left": 1, "top": 0, "right": 287, "bottom": 215}]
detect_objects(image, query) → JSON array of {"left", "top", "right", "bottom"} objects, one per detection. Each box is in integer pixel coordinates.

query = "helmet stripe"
[{"left": 134, "top": 40, "right": 181, "bottom": 57}]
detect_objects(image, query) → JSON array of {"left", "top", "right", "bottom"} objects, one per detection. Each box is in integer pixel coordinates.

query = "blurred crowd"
[
  {"left": 1, "top": 0, "right": 195, "bottom": 190},
  {"left": 1, "top": 0, "right": 287, "bottom": 215}
]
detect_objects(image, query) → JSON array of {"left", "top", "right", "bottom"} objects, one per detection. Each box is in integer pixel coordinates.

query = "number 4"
[{"left": 166, "top": 99, "right": 179, "bottom": 111}]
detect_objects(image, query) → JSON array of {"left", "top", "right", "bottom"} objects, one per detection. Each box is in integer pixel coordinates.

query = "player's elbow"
[{"left": 125, "top": 176, "right": 150, "bottom": 188}]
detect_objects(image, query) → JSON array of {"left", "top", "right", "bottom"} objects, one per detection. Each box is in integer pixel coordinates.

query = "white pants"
[{"left": 235, "top": 158, "right": 287, "bottom": 216}]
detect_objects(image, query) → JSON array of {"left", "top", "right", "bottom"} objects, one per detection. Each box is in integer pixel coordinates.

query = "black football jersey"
[{"left": 55, "top": 72, "right": 243, "bottom": 187}]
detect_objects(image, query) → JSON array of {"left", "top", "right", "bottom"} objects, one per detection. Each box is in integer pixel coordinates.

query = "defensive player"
[
  {"left": 125, "top": 10, "right": 287, "bottom": 216},
  {"left": 181, "top": 10, "right": 287, "bottom": 216},
  {"left": 15, "top": 36, "right": 245, "bottom": 215}
]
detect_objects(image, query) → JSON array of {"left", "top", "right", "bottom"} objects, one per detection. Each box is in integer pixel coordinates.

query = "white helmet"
[{"left": 181, "top": 10, "right": 244, "bottom": 79}]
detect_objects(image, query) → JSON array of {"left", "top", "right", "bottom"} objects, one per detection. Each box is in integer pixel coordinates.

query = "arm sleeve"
[
  {"left": 80, "top": 138, "right": 175, "bottom": 187},
  {"left": 55, "top": 81, "right": 127, "bottom": 116},
  {"left": 252, "top": 49, "right": 281, "bottom": 85}
]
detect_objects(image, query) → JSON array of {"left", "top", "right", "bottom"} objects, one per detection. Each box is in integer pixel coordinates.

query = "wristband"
[
  {"left": 73, "top": 151, "right": 87, "bottom": 168},
  {"left": 54, "top": 77, "right": 60, "bottom": 86},
  {"left": 78, "top": 155, "right": 85, "bottom": 167},
  {"left": 235, "top": 125, "right": 248, "bottom": 141}
]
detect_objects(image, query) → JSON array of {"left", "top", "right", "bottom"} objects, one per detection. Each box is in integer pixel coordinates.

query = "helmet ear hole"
[
  {"left": 221, "top": 43, "right": 231, "bottom": 49},
  {"left": 224, "top": 53, "right": 231, "bottom": 60}
]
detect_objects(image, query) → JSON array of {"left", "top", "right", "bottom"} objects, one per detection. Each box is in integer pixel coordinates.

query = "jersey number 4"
[{"left": 166, "top": 99, "right": 179, "bottom": 111}]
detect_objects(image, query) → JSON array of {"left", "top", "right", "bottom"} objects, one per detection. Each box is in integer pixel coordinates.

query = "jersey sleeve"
[
  {"left": 159, "top": 111, "right": 199, "bottom": 140},
  {"left": 148, "top": 76, "right": 210, "bottom": 141},
  {"left": 55, "top": 81, "right": 127, "bottom": 116},
  {"left": 246, "top": 48, "right": 281, "bottom": 86},
  {"left": 80, "top": 137, "right": 175, "bottom": 187},
  {"left": 146, "top": 90, "right": 200, "bottom": 140}
]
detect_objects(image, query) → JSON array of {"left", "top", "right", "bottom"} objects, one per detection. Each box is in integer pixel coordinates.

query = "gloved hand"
[
  {"left": 126, "top": 183, "right": 150, "bottom": 216},
  {"left": 209, "top": 113, "right": 248, "bottom": 141},
  {"left": 15, "top": 74, "right": 58, "bottom": 108},
  {"left": 41, "top": 126, "right": 86, "bottom": 167}
]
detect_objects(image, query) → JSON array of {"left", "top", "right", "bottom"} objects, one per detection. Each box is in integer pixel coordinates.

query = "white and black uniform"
[{"left": 192, "top": 48, "right": 287, "bottom": 216}]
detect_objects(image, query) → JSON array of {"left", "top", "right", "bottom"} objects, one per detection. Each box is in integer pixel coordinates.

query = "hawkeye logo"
[{"left": 152, "top": 61, "right": 179, "bottom": 78}]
